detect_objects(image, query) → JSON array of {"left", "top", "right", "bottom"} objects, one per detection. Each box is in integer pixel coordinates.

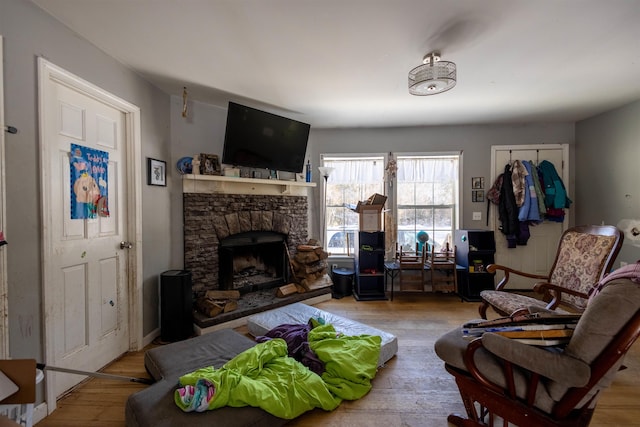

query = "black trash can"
[
  {"left": 331, "top": 267, "right": 354, "bottom": 298},
  {"left": 160, "top": 270, "right": 193, "bottom": 342}
]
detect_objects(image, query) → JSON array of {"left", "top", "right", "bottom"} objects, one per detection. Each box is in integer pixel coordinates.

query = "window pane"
[
  {"left": 415, "top": 182, "right": 434, "bottom": 205},
  {"left": 397, "top": 182, "right": 415, "bottom": 205},
  {"left": 434, "top": 181, "right": 454, "bottom": 205},
  {"left": 434, "top": 207, "right": 453, "bottom": 228},
  {"left": 323, "top": 156, "right": 384, "bottom": 254},
  {"left": 397, "top": 155, "right": 459, "bottom": 255}
]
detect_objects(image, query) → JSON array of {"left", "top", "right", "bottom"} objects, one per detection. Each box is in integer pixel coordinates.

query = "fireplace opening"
[{"left": 219, "top": 231, "right": 289, "bottom": 294}]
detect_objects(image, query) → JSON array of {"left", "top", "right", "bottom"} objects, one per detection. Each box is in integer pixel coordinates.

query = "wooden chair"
[
  {"left": 479, "top": 225, "right": 623, "bottom": 319},
  {"left": 428, "top": 245, "right": 457, "bottom": 293},
  {"left": 435, "top": 270, "right": 640, "bottom": 427},
  {"left": 398, "top": 245, "right": 427, "bottom": 292}
]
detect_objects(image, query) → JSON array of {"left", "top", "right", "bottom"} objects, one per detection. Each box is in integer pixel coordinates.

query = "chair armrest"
[
  {"left": 481, "top": 333, "right": 590, "bottom": 387},
  {"left": 486, "top": 264, "right": 549, "bottom": 291},
  {"left": 533, "top": 282, "right": 589, "bottom": 309}
]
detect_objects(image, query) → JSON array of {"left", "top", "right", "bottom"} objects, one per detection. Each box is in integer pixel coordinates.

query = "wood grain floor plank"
[{"left": 36, "top": 293, "right": 640, "bottom": 426}]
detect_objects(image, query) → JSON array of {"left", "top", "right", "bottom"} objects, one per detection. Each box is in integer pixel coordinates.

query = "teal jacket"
[{"left": 538, "top": 160, "right": 572, "bottom": 209}]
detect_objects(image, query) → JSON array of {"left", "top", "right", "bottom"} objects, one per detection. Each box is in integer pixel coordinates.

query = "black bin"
[
  {"left": 160, "top": 270, "right": 193, "bottom": 342},
  {"left": 331, "top": 267, "right": 354, "bottom": 298}
]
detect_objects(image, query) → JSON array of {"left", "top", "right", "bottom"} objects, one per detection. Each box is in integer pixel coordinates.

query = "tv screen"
[{"left": 222, "top": 102, "right": 311, "bottom": 173}]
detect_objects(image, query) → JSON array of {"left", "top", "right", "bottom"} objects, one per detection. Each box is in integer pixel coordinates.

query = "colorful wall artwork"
[{"left": 70, "top": 143, "right": 109, "bottom": 219}]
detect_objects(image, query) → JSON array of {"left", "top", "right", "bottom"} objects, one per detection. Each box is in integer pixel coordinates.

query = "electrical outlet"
[{"left": 472, "top": 212, "right": 482, "bottom": 221}]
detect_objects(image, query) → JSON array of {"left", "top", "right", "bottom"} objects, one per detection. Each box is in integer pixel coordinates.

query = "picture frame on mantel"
[
  {"left": 147, "top": 158, "right": 166, "bottom": 186},
  {"left": 199, "top": 154, "right": 221, "bottom": 175}
]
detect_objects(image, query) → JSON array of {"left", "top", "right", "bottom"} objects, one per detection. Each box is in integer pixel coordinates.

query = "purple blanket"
[{"left": 255, "top": 320, "right": 325, "bottom": 375}]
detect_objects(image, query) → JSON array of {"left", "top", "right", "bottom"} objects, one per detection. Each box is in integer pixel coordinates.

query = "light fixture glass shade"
[
  {"left": 318, "top": 166, "right": 334, "bottom": 179},
  {"left": 408, "top": 52, "right": 456, "bottom": 96}
]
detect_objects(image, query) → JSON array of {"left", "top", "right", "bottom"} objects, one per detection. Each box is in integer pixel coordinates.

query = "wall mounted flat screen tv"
[{"left": 222, "top": 102, "right": 311, "bottom": 173}]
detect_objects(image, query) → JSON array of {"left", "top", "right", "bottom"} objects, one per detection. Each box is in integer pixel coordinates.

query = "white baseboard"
[{"left": 142, "top": 328, "right": 160, "bottom": 348}]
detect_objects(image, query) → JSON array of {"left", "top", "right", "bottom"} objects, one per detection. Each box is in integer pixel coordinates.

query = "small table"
[
  {"left": 384, "top": 260, "right": 465, "bottom": 301},
  {"left": 383, "top": 261, "right": 402, "bottom": 301}
]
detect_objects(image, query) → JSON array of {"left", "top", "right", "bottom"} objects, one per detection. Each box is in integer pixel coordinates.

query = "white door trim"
[
  {"left": 0, "top": 35, "right": 8, "bottom": 359},
  {"left": 38, "top": 58, "right": 143, "bottom": 411}
]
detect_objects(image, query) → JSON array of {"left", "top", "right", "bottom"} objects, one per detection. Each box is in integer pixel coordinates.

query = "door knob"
[{"left": 120, "top": 241, "right": 133, "bottom": 249}]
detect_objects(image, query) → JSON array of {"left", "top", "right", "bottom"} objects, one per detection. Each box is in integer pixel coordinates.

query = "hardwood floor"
[{"left": 36, "top": 293, "right": 640, "bottom": 426}]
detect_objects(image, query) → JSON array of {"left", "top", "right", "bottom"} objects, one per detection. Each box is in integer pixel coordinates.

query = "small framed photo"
[
  {"left": 199, "top": 154, "right": 221, "bottom": 175},
  {"left": 147, "top": 158, "right": 166, "bottom": 186},
  {"left": 269, "top": 169, "right": 278, "bottom": 179},
  {"left": 472, "top": 190, "right": 485, "bottom": 203},
  {"left": 471, "top": 177, "right": 484, "bottom": 189}
]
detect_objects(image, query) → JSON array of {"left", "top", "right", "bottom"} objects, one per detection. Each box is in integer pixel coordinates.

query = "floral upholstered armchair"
[{"left": 479, "top": 225, "right": 623, "bottom": 319}]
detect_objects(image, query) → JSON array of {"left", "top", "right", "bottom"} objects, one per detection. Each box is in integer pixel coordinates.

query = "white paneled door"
[
  {"left": 490, "top": 145, "right": 569, "bottom": 289},
  {"left": 39, "top": 59, "right": 142, "bottom": 411}
]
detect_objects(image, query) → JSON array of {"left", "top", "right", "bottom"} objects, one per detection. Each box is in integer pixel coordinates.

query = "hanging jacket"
[
  {"left": 498, "top": 164, "right": 519, "bottom": 242},
  {"left": 511, "top": 160, "right": 527, "bottom": 207},
  {"left": 531, "top": 162, "right": 547, "bottom": 217},
  {"left": 518, "top": 161, "right": 542, "bottom": 223},
  {"left": 538, "top": 160, "right": 572, "bottom": 209}
]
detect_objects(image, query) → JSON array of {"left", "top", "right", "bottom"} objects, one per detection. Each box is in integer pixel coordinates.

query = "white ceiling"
[{"left": 32, "top": 0, "right": 640, "bottom": 129}]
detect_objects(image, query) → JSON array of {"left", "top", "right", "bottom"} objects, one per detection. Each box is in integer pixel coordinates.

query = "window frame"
[
  {"left": 320, "top": 151, "right": 461, "bottom": 258},
  {"left": 394, "top": 153, "right": 461, "bottom": 254},
  {"left": 321, "top": 153, "right": 387, "bottom": 257}
]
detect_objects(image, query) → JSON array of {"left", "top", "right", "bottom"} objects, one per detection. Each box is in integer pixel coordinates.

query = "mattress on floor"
[
  {"left": 126, "top": 329, "right": 287, "bottom": 427},
  {"left": 246, "top": 302, "right": 398, "bottom": 366}
]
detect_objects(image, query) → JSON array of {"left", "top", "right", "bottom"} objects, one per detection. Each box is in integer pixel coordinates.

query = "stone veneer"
[{"left": 183, "top": 193, "right": 309, "bottom": 297}]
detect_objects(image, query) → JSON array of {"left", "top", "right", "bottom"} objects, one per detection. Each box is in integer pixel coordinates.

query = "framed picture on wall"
[
  {"left": 147, "top": 158, "right": 166, "bottom": 186},
  {"left": 471, "top": 177, "right": 484, "bottom": 189},
  {"left": 199, "top": 154, "right": 221, "bottom": 175},
  {"left": 472, "top": 190, "right": 484, "bottom": 203}
]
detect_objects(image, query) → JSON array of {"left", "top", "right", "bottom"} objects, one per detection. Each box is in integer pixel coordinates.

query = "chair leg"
[
  {"left": 478, "top": 300, "right": 489, "bottom": 319},
  {"left": 447, "top": 414, "right": 485, "bottom": 427}
]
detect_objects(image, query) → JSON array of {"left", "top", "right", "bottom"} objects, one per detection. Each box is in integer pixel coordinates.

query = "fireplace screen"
[{"left": 219, "top": 231, "right": 289, "bottom": 293}]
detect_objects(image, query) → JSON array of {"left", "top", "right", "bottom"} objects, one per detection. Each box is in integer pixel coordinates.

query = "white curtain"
[
  {"left": 323, "top": 158, "right": 384, "bottom": 184},
  {"left": 397, "top": 156, "right": 458, "bottom": 183}
]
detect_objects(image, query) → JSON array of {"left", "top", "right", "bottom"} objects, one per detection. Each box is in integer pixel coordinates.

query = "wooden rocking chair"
[{"left": 435, "top": 270, "right": 640, "bottom": 427}]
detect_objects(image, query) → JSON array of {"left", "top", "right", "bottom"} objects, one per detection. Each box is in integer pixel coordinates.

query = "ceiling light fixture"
[{"left": 408, "top": 51, "right": 456, "bottom": 96}]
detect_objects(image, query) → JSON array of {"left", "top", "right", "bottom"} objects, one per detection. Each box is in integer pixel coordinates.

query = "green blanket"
[{"left": 175, "top": 323, "right": 381, "bottom": 419}]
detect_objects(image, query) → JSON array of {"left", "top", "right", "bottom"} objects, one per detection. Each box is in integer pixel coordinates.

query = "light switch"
[{"left": 472, "top": 212, "right": 482, "bottom": 221}]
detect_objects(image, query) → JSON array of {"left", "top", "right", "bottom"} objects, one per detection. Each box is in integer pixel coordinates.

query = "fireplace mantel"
[{"left": 182, "top": 174, "right": 316, "bottom": 196}]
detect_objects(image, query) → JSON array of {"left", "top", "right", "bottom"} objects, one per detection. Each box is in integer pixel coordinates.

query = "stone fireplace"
[
  {"left": 182, "top": 175, "right": 331, "bottom": 331},
  {"left": 183, "top": 191, "right": 308, "bottom": 297}
]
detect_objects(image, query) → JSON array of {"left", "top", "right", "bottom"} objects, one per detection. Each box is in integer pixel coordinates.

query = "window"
[
  {"left": 396, "top": 155, "right": 459, "bottom": 254},
  {"left": 322, "top": 156, "right": 385, "bottom": 255},
  {"left": 321, "top": 153, "right": 459, "bottom": 257}
]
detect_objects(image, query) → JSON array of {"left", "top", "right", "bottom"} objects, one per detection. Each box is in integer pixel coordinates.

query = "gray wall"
[
  {"left": 1, "top": 0, "right": 172, "bottom": 365},
  {"left": 169, "top": 98, "right": 228, "bottom": 267},
  {"left": 168, "top": 102, "right": 576, "bottom": 266},
  {"left": 576, "top": 100, "right": 640, "bottom": 264},
  {"left": 309, "top": 124, "right": 576, "bottom": 239}
]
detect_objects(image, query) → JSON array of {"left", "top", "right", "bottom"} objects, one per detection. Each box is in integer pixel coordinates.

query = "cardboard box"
[
  {"left": 359, "top": 205, "right": 383, "bottom": 231},
  {"left": 346, "top": 193, "right": 386, "bottom": 231},
  {"left": 367, "top": 193, "right": 387, "bottom": 206}
]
